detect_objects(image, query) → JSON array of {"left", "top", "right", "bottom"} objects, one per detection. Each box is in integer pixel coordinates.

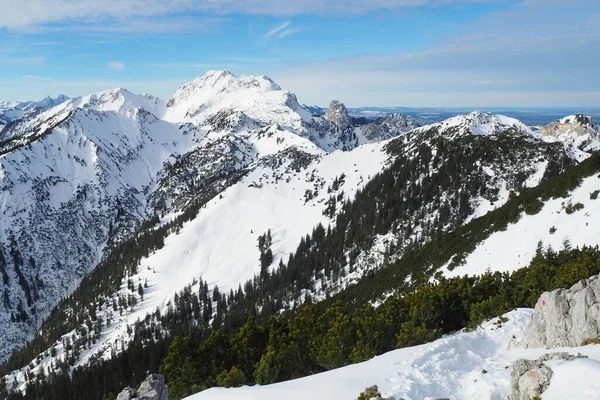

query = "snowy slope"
[
  {"left": 2, "top": 141, "right": 391, "bottom": 387},
  {"left": 2, "top": 69, "right": 599, "bottom": 395},
  {"left": 3, "top": 110, "right": 574, "bottom": 386},
  {"left": 185, "top": 309, "right": 600, "bottom": 400},
  {"left": 1, "top": 71, "right": 415, "bottom": 381},
  {"left": 443, "top": 173, "right": 600, "bottom": 279},
  {"left": 0, "top": 104, "right": 202, "bottom": 360}
]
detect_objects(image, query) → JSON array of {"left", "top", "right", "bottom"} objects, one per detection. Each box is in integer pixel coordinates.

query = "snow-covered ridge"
[
  {"left": 411, "top": 110, "right": 532, "bottom": 138},
  {"left": 56, "top": 88, "right": 166, "bottom": 117}
]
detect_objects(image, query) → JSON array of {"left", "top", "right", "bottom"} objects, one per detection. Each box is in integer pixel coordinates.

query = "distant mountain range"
[{"left": 304, "top": 104, "right": 600, "bottom": 126}]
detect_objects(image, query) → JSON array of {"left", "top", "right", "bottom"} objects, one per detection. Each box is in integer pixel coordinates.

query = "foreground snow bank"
[{"left": 185, "top": 309, "right": 600, "bottom": 400}]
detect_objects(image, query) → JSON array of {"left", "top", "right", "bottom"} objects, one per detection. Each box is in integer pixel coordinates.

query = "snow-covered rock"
[
  {"left": 324, "top": 100, "right": 352, "bottom": 131},
  {"left": 116, "top": 387, "right": 137, "bottom": 400},
  {"left": 517, "top": 276, "right": 600, "bottom": 349},
  {"left": 538, "top": 114, "right": 600, "bottom": 162},
  {"left": 509, "top": 352, "right": 589, "bottom": 400},
  {"left": 510, "top": 357, "right": 553, "bottom": 400}
]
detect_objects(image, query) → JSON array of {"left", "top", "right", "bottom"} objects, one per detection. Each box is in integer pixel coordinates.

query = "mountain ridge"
[{"left": 1, "top": 70, "right": 600, "bottom": 399}]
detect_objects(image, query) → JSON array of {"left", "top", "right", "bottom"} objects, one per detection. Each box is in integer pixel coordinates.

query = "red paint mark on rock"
[{"left": 542, "top": 300, "right": 547, "bottom": 306}]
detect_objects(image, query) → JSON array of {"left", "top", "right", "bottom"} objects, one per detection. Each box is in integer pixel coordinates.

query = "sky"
[{"left": 0, "top": 0, "right": 599, "bottom": 108}]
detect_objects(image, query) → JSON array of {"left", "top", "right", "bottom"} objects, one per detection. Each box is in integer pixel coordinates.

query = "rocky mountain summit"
[
  {"left": 537, "top": 114, "right": 600, "bottom": 161},
  {"left": 324, "top": 99, "right": 352, "bottom": 130}
]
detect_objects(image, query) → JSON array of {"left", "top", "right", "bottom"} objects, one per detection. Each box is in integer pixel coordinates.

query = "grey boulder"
[{"left": 517, "top": 275, "right": 600, "bottom": 348}]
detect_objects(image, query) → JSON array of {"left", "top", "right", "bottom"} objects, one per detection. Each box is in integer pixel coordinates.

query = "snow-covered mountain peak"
[
  {"left": 37, "top": 94, "right": 70, "bottom": 109},
  {"left": 163, "top": 71, "right": 309, "bottom": 133},
  {"left": 324, "top": 100, "right": 352, "bottom": 130},
  {"left": 412, "top": 111, "right": 532, "bottom": 140}
]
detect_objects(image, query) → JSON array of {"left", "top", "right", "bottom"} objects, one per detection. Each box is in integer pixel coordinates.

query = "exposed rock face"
[
  {"left": 137, "top": 374, "right": 169, "bottom": 400},
  {"left": 539, "top": 114, "right": 599, "bottom": 141},
  {"left": 538, "top": 114, "right": 600, "bottom": 161},
  {"left": 509, "top": 353, "right": 587, "bottom": 400},
  {"left": 115, "top": 374, "right": 168, "bottom": 400},
  {"left": 518, "top": 276, "right": 600, "bottom": 348},
  {"left": 510, "top": 358, "right": 553, "bottom": 400},
  {"left": 324, "top": 100, "right": 352, "bottom": 131},
  {"left": 116, "top": 387, "right": 136, "bottom": 400}
]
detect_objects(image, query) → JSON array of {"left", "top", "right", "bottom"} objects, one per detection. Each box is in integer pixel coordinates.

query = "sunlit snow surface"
[
  {"left": 443, "top": 174, "right": 600, "bottom": 278},
  {"left": 186, "top": 309, "right": 600, "bottom": 400}
]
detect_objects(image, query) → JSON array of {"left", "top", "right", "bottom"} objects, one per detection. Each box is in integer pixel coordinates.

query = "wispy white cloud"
[
  {"left": 263, "top": 21, "right": 301, "bottom": 40},
  {"left": 107, "top": 61, "right": 126, "bottom": 71},
  {"left": 264, "top": 21, "right": 291, "bottom": 39},
  {"left": 278, "top": 27, "right": 301, "bottom": 38}
]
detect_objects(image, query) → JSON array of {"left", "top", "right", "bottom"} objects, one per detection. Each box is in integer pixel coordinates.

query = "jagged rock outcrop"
[
  {"left": 539, "top": 114, "right": 599, "bottom": 141},
  {"left": 537, "top": 114, "right": 600, "bottom": 161},
  {"left": 324, "top": 100, "right": 352, "bottom": 130},
  {"left": 518, "top": 275, "right": 600, "bottom": 348},
  {"left": 116, "top": 387, "right": 137, "bottom": 400},
  {"left": 509, "top": 353, "right": 587, "bottom": 400},
  {"left": 116, "top": 374, "right": 168, "bottom": 400},
  {"left": 137, "top": 374, "right": 169, "bottom": 400}
]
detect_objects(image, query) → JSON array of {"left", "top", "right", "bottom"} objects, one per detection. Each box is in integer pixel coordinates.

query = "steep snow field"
[
  {"left": 186, "top": 309, "right": 600, "bottom": 400},
  {"left": 444, "top": 174, "right": 600, "bottom": 279},
  {"left": 3, "top": 140, "right": 391, "bottom": 388}
]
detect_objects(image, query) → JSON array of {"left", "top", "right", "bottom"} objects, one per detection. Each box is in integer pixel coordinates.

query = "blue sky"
[{"left": 0, "top": 0, "right": 599, "bottom": 107}]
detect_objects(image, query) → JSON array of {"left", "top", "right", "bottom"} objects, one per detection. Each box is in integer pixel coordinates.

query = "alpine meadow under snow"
[{"left": 1, "top": 69, "right": 600, "bottom": 400}]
